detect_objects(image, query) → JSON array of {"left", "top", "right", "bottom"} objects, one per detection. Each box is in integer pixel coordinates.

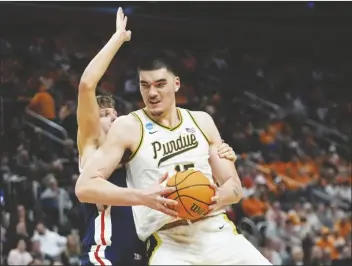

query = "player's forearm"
[
  {"left": 75, "top": 176, "right": 144, "bottom": 206},
  {"left": 218, "top": 177, "right": 243, "bottom": 205},
  {"left": 80, "top": 33, "right": 125, "bottom": 88}
]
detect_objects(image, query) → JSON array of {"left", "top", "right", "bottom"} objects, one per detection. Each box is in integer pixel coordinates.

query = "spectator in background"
[
  {"left": 304, "top": 203, "right": 322, "bottom": 232},
  {"left": 30, "top": 240, "right": 53, "bottom": 265},
  {"left": 31, "top": 222, "right": 67, "bottom": 260},
  {"left": 60, "top": 234, "right": 80, "bottom": 266},
  {"left": 9, "top": 205, "right": 34, "bottom": 237},
  {"left": 291, "top": 245, "right": 304, "bottom": 265},
  {"left": 261, "top": 238, "right": 283, "bottom": 265},
  {"left": 242, "top": 189, "right": 268, "bottom": 223},
  {"left": 40, "top": 177, "right": 72, "bottom": 228},
  {"left": 28, "top": 78, "right": 56, "bottom": 120},
  {"left": 58, "top": 100, "right": 77, "bottom": 140},
  {"left": 266, "top": 201, "right": 286, "bottom": 226},
  {"left": 7, "top": 239, "right": 32, "bottom": 265}
]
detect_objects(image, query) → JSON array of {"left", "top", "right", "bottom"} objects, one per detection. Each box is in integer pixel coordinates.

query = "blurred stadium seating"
[{"left": 0, "top": 2, "right": 351, "bottom": 265}]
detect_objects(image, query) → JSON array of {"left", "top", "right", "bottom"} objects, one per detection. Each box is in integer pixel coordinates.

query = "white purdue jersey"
[{"left": 126, "top": 108, "right": 224, "bottom": 241}]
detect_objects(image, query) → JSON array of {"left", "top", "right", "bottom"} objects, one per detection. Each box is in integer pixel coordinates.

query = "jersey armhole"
[
  {"left": 126, "top": 112, "right": 144, "bottom": 163},
  {"left": 186, "top": 110, "right": 210, "bottom": 144}
]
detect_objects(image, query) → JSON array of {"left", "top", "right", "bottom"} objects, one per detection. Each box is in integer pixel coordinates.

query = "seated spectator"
[
  {"left": 40, "top": 176, "right": 72, "bottom": 228},
  {"left": 334, "top": 215, "right": 351, "bottom": 239},
  {"left": 315, "top": 227, "right": 336, "bottom": 260},
  {"left": 242, "top": 190, "right": 268, "bottom": 221},
  {"left": 61, "top": 234, "right": 80, "bottom": 266},
  {"left": 58, "top": 101, "right": 77, "bottom": 140},
  {"left": 31, "top": 222, "right": 67, "bottom": 260},
  {"left": 291, "top": 245, "right": 304, "bottom": 265},
  {"left": 261, "top": 238, "right": 283, "bottom": 265},
  {"left": 7, "top": 239, "right": 32, "bottom": 265},
  {"left": 28, "top": 79, "right": 56, "bottom": 120},
  {"left": 9, "top": 205, "right": 34, "bottom": 237},
  {"left": 30, "top": 240, "right": 53, "bottom": 265},
  {"left": 304, "top": 202, "right": 322, "bottom": 232},
  {"left": 309, "top": 246, "right": 324, "bottom": 266},
  {"left": 266, "top": 201, "right": 286, "bottom": 226}
]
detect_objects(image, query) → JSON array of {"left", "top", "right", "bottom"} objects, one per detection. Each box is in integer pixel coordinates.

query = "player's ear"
[{"left": 174, "top": 76, "right": 180, "bottom": 92}]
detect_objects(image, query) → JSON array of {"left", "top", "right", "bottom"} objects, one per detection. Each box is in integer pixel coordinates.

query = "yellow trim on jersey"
[
  {"left": 126, "top": 112, "right": 144, "bottom": 162},
  {"left": 148, "top": 233, "right": 162, "bottom": 265},
  {"left": 222, "top": 213, "right": 238, "bottom": 235},
  {"left": 142, "top": 108, "right": 183, "bottom": 131},
  {"left": 186, "top": 110, "right": 210, "bottom": 144}
]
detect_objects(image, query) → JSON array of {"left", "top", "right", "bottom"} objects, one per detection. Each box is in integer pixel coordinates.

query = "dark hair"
[
  {"left": 96, "top": 95, "right": 115, "bottom": 109},
  {"left": 137, "top": 53, "right": 178, "bottom": 76}
]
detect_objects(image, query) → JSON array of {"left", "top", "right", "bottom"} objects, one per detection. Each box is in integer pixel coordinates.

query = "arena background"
[{"left": 0, "top": 1, "right": 351, "bottom": 265}]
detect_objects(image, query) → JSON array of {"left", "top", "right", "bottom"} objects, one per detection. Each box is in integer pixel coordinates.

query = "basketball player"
[
  {"left": 76, "top": 8, "right": 238, "bottom": 266},
  {"left": 76, "top": 52, "right": 271, "bottom": 264}
]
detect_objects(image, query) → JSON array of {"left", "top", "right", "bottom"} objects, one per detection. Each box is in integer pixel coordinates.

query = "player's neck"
[{"left": 147, "top": 106, "right": 180, "bottom": 129}]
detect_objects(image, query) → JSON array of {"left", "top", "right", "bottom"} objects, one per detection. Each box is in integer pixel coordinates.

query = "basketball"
[{"left": 166, "top": 169, "right": 215, "bottom": 220}]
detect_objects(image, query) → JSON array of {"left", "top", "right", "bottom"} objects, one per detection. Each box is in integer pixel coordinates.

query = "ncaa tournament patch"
[{"left": 145, "top": 122, "right": 154, "bottom": 131}]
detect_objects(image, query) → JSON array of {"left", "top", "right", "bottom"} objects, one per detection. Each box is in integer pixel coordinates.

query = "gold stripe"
[
  {"left": 142, "top": 108, "right": 183, "bottom": 131},
  {"left": 186, "top": 110, "right": 210, "bottom": 144},
  {"left": 126, "top": 112, "right": 144, "bottom": 162},
  {"left": 148, "top": 233, "right": 162, "bottom": 265},
  {"left": 222, "top": 213, "right": 238, "bottom": 235}
]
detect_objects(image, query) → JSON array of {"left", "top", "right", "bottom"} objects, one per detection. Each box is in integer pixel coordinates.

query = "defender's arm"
[
  {"left": 77, "top": 8, "right": 130, "bottom": 156},
  {"left": 77, "top": 33, "right": 126, "bottom": 153},
  {"left": 192, "top": 111, "right": 243, "bottom": 207}
]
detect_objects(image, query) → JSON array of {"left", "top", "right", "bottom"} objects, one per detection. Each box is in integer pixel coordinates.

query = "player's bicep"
[{"left": 77, "top": 84, "right": 100, "bottom": 145}]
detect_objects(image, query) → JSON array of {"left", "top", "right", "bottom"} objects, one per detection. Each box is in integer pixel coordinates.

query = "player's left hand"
[
  {"left": 116, "top": 7, "right": 131, "bottom": 42},
  {"left": 208, "top": 183, "right": 226, "bottom": 211},
  {"left": 217, "top": 141, "right": 237, "bottom": 162}
]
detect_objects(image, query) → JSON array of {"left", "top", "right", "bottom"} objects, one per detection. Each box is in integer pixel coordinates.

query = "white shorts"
[{"left": 147, "top": 214, "right": 271, "bottom": 265}]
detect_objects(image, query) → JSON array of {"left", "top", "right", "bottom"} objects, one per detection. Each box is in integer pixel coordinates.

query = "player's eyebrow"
[{"left": 140, "top": 79, "right": 167, "bottom": 84}]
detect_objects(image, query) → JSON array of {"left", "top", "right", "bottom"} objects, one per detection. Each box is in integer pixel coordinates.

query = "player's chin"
[{"left": 148, "top": 104, "right": 164, "bottom": 116}]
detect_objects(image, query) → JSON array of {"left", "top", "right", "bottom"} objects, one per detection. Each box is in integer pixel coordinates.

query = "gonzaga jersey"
[
  {"left": 79, "top": 165, "right": 145, "bottom": 266},
  {"left": 126, "top": 108, "right": 224, "bottom": 241}
]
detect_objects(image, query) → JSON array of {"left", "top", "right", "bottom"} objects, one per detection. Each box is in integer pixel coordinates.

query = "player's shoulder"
[
  {"left": 188, "top": 110, "right": 214, "bottom": 124},
  {"left": 112, "top": 113, "right": 140, "bottom": 127},
  {"left": 109, "top": 113, "right": 142, "bottom": 139}
]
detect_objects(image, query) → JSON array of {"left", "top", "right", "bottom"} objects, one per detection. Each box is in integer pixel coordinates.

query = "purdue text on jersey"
[{"left": 152, "top": 133, "right": 199, "bottom": 167}]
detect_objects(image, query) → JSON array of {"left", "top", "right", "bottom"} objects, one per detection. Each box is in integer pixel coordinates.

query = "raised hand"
[
  {"left": 141, "top": 172, "right": 179, "bottom": 218},
  {"left": 116, "top": 7, "right": 131, "bottom": 42}
]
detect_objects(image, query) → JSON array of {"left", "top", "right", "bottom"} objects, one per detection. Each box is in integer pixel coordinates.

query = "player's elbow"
[
  {"left": 78, "top": 79, "right": 96, "bottom": 91},
  {"left": 75, "top": 178, "right": 91, "bottom": 203}
]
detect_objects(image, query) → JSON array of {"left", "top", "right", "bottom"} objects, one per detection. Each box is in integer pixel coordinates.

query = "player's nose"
[{"left": 148, "top": 87, "right": 158, "bottom": 98}]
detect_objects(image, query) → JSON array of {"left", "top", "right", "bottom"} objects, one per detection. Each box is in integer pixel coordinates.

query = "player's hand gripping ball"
[{"left": 166, "top": 169, "right": 215, "bottom": 220}]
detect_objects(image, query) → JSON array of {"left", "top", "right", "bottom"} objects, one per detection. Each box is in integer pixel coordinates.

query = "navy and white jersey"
[{"left": 79, "top": 166, "right": 146, "bottom": 266}]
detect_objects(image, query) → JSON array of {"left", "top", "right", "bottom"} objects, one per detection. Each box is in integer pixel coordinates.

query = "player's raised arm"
[
  {"left": 75, "top": 115, "right": 178, "bottom": 216},
  {"left": 191, "top": 111, "right": 243, "bottom": 210},
  {"left": 77, "top": 8, "right": 131, "bottom": 151}
]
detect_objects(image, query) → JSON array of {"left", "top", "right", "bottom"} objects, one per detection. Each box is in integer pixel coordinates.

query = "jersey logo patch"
[{"left": 145, "top": 122, "right": 154, "bottom": 131}]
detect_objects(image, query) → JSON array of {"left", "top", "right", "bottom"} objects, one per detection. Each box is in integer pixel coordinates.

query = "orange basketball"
[{"left": 166, "top": 169, "right": 215, "bottom": 220}]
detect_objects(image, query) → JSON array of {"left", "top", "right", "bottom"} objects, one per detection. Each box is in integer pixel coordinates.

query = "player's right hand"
[
  {"left": 116, "top": 7, "right": 131, "bottom": 42},
  {"left": 141, "top": 173, "right": 179, "bottom": 218}
]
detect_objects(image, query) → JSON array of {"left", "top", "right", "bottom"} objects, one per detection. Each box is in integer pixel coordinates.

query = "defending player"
[{"left": 76, "top": 8, "right": 238, "bottom": 266}]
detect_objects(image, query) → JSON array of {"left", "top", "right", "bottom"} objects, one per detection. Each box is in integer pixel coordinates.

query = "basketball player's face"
[
  {"left": 139, "top": 68, "right": 180, "bottom": 116},
  {"left": 99, "top": 108, "right": 117, "bottom": 134}
]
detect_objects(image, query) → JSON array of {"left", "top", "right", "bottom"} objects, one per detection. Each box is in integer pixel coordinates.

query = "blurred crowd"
[{"left": 1, "top": 17, "right": 351, "bottom": 266}]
